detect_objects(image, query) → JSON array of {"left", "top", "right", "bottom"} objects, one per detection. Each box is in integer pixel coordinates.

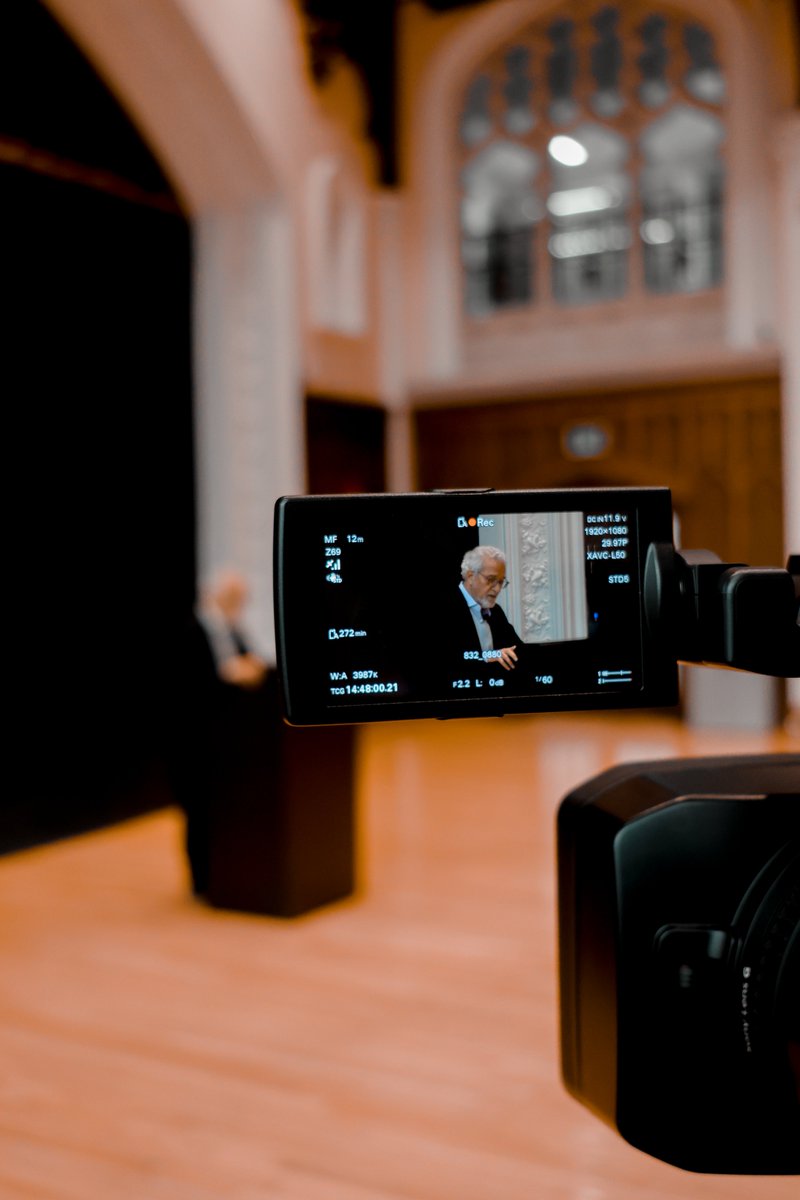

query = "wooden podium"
[{"left": 203, "top": 670, "right": 357, "bottom": 917}]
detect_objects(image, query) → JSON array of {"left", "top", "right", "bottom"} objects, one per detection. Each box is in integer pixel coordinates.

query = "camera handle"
[
  {"left": 645, "top": 546, "right": 800, "bottom": 677},
  {"left": 642, "top": 549, "right": 800, "bottom": 681}
]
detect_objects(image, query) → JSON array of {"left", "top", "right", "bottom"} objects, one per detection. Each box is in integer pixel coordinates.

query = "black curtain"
[{"left": 4, "top": 1, "right": 194, "bottom": 849}]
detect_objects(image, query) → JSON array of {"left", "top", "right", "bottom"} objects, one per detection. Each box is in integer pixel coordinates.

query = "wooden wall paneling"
[{"left": 413, "top": 375, "right": 783, "bottom": 567}]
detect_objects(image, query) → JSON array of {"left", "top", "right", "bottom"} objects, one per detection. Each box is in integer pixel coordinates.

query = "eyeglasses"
[{"left": 477, "top": 571, "right": 509, "bottom": 590}]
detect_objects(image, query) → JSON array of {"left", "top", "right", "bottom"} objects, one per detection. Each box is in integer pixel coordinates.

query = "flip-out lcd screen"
[{"left": 274, "top": 488, "right": 678, "bottom": 724}]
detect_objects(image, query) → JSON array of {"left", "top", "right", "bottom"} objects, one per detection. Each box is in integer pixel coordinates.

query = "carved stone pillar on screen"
[
  {"left": 481, "top": 510, "right": 587, "bottom": 643},
  {"left": 518, "top": 511, "right": 552, "bottom": 643}
]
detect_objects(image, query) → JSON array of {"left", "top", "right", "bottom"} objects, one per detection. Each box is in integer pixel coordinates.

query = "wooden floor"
[{"left": 1, "top": 712, "right": 798, "bottom": 1199}]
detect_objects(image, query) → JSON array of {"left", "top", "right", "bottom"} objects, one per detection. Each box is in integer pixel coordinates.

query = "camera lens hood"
[{"left": 558, "top": 754, "right": 800, "bottom": 1173}]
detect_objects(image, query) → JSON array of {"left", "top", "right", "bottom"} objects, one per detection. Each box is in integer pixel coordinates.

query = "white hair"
[{"left": 461, "top": 545, "right": 506, "bottom": 579}]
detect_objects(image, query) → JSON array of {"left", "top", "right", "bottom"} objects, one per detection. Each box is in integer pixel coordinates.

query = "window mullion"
[{"left": 457, "top": 2, "right": 726, "bottom": 321}]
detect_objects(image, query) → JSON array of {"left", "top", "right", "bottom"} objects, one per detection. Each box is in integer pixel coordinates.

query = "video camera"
[{"left": 274, "top": 486, "right": 799, "bottom": 1174}]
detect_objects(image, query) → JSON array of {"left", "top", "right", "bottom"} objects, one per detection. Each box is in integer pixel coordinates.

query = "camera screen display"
[{"left": 274, "top": 487, "right": 678, "bottom": 725}]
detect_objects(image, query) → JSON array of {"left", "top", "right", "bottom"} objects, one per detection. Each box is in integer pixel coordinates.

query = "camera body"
[
  {"left": 558, "top": 754, "right": 799, "bottom": 1173},
  {"left": 273, "top": 486, "right": 800, "bottom": 1174}
]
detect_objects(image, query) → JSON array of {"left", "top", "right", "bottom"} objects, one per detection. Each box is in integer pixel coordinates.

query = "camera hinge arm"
[{"left": 674, "top": 550, "right": 799, "bottom": 677}]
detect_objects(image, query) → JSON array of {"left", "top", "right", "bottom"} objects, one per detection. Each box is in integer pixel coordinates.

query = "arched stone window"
[{"left": 458, "top": 3, "right": 727, "bottom": 316}]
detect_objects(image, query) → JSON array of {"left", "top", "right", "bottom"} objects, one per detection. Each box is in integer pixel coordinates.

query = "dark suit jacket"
[
  {"left": 447, "top": 587, "right": 522, "bottom": 657},
  {"left": 387, "top": 585, "right": 530, "bottom": 699},
  {"left": 169, "top": 614, "right": 269, "bottom": 896},
  {"left": 423, "top": 585, "right": 528, "bottom": 689}
]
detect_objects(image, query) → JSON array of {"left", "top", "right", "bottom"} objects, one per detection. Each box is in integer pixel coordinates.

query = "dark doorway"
[
  {"left": 4, "top": 0, "right": 194, "bottom": 849},
  {"left": 306, "top": 397, "right": 386, "bottom": 493}
]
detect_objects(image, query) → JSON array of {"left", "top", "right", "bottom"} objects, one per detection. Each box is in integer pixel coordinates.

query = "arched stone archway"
[
  {"left": 403, "top": 0, "right": 799, "bottom": 711},
  {"left": 405, "top": 0, "right": 786, "bottom": 381}
]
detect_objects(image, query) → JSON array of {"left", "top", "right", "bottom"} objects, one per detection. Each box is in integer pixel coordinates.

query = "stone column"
[
  {"left": 774, "top": 113, "right": 800, "bottom": 711},
  {"left": 374, "top": 192, "right": 419, "bottom": 494},
  {"left": 193, "top": 200, "right": 305, "bottom": 663},
  {"left": 191, "top": 201, "right": 357, "bottom": 919}
]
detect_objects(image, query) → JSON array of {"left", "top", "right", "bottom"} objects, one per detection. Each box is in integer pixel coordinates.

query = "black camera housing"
[
  {"left": 558, "top": 754, "right": 800, "bottom": 1173},
  {"left": 274, "top": 486, "right": 800, "bottom": 1173}
]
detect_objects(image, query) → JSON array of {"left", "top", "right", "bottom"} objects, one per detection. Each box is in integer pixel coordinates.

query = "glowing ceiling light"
[
  {"left": 641, "top": 218, "right": 675, "bottom": 245},
  {"left": 548, "top": 135, "right": 589, "bottom": 166}
]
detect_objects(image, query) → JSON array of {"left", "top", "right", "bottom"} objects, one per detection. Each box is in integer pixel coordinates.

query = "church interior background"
[
  {"left": 2, "top": 3, "right": 799, "bottom": 1197},
  {"left": 6, "top": 0, "right": 798, "bottom": 843}
]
